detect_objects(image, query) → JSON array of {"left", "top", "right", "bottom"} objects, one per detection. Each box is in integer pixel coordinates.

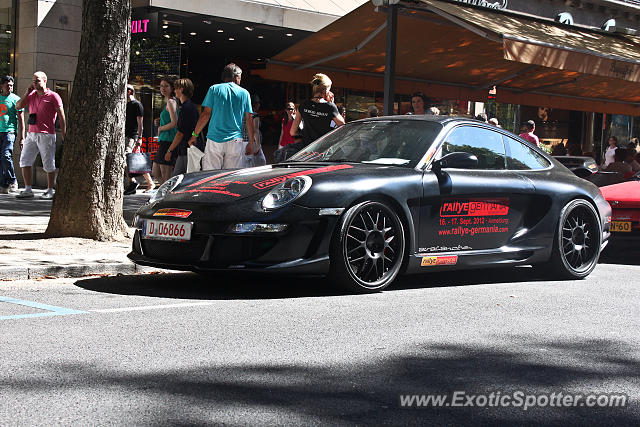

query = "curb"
[{"left": 0, "top": 262, "right": 172, "bottom": 280}]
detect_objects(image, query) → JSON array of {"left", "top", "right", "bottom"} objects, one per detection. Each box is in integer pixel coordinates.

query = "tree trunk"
[{"left": 46, "top": 0, "right": 131, "bottom": 240}]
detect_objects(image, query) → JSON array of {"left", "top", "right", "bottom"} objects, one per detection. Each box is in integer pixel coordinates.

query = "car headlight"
[
  {"left": 262, "top": 176, "right": 312, "bottom": 210},
  {"left": 148, "top": 174, "right": 183, "bottom": 204}
]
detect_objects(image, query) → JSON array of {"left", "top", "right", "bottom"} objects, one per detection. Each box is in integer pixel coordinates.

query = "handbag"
[
  {"left": 126, "top": 151, "right": 152, "bottom": 174},
  {"left": 186, "top": 145, "right": 205, "bottom": 173}
]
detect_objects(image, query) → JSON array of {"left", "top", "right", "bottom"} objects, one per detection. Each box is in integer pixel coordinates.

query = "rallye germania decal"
[
  {"left": 440, "top": 198, "right": 509, "bottom": 217},
  {"left": 421, "top": 255, "right": 458, "bottom": 267},
  {"left": 438, "top": 198, "right": 510, "bottom": 237}
]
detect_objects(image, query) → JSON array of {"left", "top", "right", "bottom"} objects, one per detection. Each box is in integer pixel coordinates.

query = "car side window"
[
  {"left": 503, "top": 135, "right": 550, "bottom": 170},
  {"left": 440, "top": 126, "right": 506, "bottom": 169}
]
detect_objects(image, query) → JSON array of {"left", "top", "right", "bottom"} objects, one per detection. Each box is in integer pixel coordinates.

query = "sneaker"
[
  {"left": 0, "top": 187, "right": 8, "bottom": 194},
  {"left": 8, "top": 182, "right": 18, "bottom": 193},
  {"left": 39, "top": 190, "right": 54, "bottom": 200},
  {"left": 16, "top": 189, "right": 34, "bottom": 199},
  {"left": 124, "top": 182, "right": 139, "bottom": 195}
]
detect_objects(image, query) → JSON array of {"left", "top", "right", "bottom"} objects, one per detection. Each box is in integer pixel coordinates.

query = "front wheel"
[
  {"left": 545, "top": 199, "right": 602, "bottom": 279},
  {"left": 329, "top": 201, "right": 405, "bottom": 293}
]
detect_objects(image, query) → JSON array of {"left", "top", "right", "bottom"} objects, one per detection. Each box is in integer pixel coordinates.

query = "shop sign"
[
  {"left": 131, "top": 12, "right": 158, "bottom": 37},
  {"left": 131, "top": 19, "right": 150, "bottom": 34},
  {"left": 452, "top": 0, "right": 507, "bottom": 9}
]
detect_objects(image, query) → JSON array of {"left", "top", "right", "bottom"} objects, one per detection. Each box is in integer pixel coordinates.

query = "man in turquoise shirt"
[
  {"left": 0, "top": 76, "right": 24, "bottom": 193},
  {"left": 188, "top": 63, "right": 254, "bottom": 169}
]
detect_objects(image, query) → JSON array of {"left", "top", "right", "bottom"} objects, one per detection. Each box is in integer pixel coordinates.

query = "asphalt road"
[{"left": 0, "top": 255, "right": 638, "bottom": 425}]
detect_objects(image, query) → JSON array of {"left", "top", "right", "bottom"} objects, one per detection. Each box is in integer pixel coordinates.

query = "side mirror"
[{"left": 432, "top": 152, "right": 478, "bottom": 172}]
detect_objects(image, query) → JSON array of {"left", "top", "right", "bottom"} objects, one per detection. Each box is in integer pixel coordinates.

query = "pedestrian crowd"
[{"left": 3, "top": 65, "right": 639, "bottom": 200}]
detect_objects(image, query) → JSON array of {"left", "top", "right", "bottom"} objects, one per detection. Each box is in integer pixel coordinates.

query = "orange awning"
[{"left": 266, "top": 0, "right": 640, "bottom": 115}]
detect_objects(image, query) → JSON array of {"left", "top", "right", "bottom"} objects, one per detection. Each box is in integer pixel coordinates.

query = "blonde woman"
[{"left": 290, "top": 73, "right": 344, "bottom": 148}]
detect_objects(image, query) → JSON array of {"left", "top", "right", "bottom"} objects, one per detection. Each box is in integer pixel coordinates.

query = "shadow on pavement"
[
  {"left": 0, "top": 232, "right": 47, "bottom": 240},
  {"left": 74, "top": 266, "right": 547, "bottom": 300},
  {"left": 599, "top": 238, "right": 640, "bottom": 266},
  {"left": 0, "top": 193, "right": 149, "bottom": 222},
  {"left": 4, "top": 337, "right": 637, "bottom": 424}
]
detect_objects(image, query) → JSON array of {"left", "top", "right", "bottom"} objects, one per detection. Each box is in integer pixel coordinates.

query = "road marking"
[
  {"left": 0, "top": 296, "right": 87, "bottom": 320},
  {"left": 0, "top": 296, "right": 216, "bottom": 320},
  {"left": 92, "top": 301, "right": 217, "bottom": 313}
]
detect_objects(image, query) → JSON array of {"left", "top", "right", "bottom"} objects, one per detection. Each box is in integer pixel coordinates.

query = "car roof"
[{"left": 356, "top": 114, "right": 478, "bottom": 124}]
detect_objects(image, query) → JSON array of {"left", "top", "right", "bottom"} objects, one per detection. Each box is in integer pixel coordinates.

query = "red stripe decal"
[{"left": 253, "top": 164, "right": 353, "bottom": 189}]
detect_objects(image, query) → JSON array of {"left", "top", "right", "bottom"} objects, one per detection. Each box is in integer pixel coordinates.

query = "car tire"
[
  {"left": 545, "top": 199, "right": 602, "bottom": 279},
  {"left": 329, "top": 201, "right": 405, "bottom": 293}
]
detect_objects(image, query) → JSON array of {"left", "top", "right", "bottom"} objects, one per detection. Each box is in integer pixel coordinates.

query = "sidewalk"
[{"left": 0, "top": 189, "right": 162, "bottom": 280}]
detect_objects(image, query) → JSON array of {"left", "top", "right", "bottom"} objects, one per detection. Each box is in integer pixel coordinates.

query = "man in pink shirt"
[
  {"left": 15, "top": 71, "right": 66, "bottom": 199},
  {"left": 519, "top": 119, "right": 540, "bottom": 148}
]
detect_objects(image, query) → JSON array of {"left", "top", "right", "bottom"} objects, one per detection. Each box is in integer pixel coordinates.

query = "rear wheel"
[
  {"left": 545, "top": 199, "right": 601, "bottom": 279},
  {"left": 329, "top": 201, "right": 405, "bottom": 293}
]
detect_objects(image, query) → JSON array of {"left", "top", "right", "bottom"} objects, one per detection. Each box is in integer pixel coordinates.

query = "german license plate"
[
  {"left": 610, "top": 221, "right": 632, "bottom": 232},
  {"left": 143, "top": 219, "right": 192, "bottom": 241}
]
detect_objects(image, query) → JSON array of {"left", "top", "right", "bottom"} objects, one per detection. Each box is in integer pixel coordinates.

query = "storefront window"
[
  {"left": 130, "top": 28, "right": 181, "bottom": 139},
  {"left": 610, "top": 114, "right": 632, "bottom": 145}
]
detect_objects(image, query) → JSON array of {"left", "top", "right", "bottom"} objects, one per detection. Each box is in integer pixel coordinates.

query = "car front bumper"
[{"left": 128, "top": 204, "right": 340, "bottom": 274}]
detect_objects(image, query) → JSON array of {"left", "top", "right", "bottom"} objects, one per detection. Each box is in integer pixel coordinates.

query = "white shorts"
[
  {"left": 202, "top": 138, "right": 245, "bottom": 170},
  {"left": 19, "top": 132, "right": 57, "bottom": 173}
]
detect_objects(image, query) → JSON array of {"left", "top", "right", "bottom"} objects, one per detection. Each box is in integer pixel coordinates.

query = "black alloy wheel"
[
  {"left": 548, "top": 199, "right": 601, "bottom": 279},
  {"left": 330, "top": 201, "right": 405, "bottom": 292}
]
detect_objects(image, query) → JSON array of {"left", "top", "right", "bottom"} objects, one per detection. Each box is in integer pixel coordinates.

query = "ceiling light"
[
  {"left": 5, "top": 30, "right": 11, "bottom": 34},
  {"left": 258, "top": 35, "right": 264, "bottom": 39},
  {"left": 163, "top": 34, "right": 170, "bottom": 38},
  {"left": 180, "top": 42, "right": 185, "bottom": 45},
  {"left": 217, "top": 29, "right": 224, "bottom": 33},
  {"left": 244, "top": 26, "right": 253, "bottom": 31},
  {"left": 286, "top": 33, "right": 293, "bottom": 37},
  {"left": 190, "top": 32, "right": 196, "bottom": 36},
  {"left": 162, "top": 25, "right": 168, "bottom": 29},
  {"left": 203, "top": 20, "right": 211, "bottom": 25},
  {"left": 135, "top": 50, "right": 140, "bottom": 55},
  {"left": 205, "top": 39, "right": 211, "bottom": 43},
  {"left": 228, "top": 37, "right": 235, "bottom": 41}
]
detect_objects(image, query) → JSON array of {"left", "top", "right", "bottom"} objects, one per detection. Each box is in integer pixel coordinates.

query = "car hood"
[
  {"left": 166, "top": 163, "right": 356, "bottom": 203},
  {"left": 600, "top": 180, "right": 640, "bottom": 207}
]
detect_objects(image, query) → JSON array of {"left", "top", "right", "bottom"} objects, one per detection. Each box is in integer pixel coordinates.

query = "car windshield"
[{"left": 286, "top": 120, "right": 442, "bottom": 168}]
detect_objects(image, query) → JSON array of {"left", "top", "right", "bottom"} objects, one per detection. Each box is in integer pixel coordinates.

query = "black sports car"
[{"left": 129, "top": 116, "right": 611, "bottom": 293}]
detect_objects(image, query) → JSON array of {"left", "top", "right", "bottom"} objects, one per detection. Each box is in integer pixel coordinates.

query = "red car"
[{"left": 600, "top": 175, "right": 640, "bottom": 236}]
